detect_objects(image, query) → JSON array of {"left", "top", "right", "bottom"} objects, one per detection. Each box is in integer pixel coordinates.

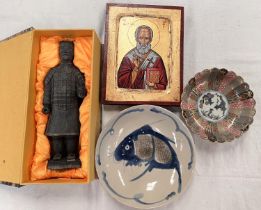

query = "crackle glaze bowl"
[
  {"left": 95, "top": 105, "right": 195, "bottom": 209},
  {"left": 181, "top": 68, "right": 256, "bottom": 143}
]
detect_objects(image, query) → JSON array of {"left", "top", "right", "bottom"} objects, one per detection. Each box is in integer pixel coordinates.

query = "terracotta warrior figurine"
[{"left": 42, "top": 41, "right": 87, "bottom": 170}]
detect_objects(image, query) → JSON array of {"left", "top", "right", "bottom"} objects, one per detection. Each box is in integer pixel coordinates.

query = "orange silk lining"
[{"left": 31, "top": 36, "right": 92, "bottom": 180}]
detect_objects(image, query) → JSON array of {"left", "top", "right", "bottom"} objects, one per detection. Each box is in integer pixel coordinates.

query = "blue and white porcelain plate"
[{"left": 95, "top": 105, "right": 195, "bottom": 209}]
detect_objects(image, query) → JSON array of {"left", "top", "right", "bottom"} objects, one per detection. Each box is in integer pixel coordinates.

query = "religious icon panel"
[{"left": 103, "top": 4, "right": 184, "bottom": 105}]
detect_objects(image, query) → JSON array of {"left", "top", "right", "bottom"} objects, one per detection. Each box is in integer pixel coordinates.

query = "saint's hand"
[{"left": 146, "top": 80, "right": 155, "bottom": 88}]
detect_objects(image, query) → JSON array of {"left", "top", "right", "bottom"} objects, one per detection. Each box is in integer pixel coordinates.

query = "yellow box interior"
[{"left": 0, "top": 29, "right": 101, "bottom": 185}]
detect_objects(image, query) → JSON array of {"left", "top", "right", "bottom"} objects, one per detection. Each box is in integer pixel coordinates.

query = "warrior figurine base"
[{"left": 42, "top": 41, "right": 87, "bottom": 170}]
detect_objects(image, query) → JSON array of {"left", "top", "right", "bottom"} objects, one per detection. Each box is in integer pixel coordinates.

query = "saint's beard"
[{"left": 136, "top": 42, "right": 151, "bottom": 55}]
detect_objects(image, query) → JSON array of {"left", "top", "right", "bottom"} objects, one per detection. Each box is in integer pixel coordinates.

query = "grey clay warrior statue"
[{"left": 42, "top": 41, "right": 87, "bottom": 170}]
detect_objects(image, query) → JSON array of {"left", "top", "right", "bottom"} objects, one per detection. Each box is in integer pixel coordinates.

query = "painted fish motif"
[{"left": 114, "top": 125, "right": 182, "bottom": 192}]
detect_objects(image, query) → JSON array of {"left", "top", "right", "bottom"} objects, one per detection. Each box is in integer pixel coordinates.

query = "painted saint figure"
[{"left": 117, "top": 25, "right": 168, "bottom": 90}]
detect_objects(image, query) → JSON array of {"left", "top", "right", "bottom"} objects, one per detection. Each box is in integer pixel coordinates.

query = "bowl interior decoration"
[
  {"left": 181, "top": 68, "right": 256, "bottom": 143},
  {"left": 95, "top": 105, "right": 195, "bottom": 209}
]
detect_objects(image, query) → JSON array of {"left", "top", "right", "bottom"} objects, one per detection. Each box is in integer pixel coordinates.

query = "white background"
[{"left": 0, "top": 0, "right": 261, "bottom": 210}]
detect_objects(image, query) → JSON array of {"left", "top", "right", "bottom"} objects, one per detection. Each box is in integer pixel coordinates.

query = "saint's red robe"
[{"left": 117, "top": 49, "right": 168, "bottom": 90}]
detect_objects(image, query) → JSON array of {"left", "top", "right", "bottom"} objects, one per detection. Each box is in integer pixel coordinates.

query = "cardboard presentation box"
[{"left": 0, "top": 28, "right": 101, "bottom": 185}]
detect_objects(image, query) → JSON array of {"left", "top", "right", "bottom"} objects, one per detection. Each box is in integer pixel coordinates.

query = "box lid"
[{"left": 0, "top": 29, "right": 34, "bottom": 183}]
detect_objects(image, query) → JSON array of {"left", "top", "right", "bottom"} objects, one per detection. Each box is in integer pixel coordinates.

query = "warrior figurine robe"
[{"left": 42, "top": 41, "right": 87, "bottom": 170}]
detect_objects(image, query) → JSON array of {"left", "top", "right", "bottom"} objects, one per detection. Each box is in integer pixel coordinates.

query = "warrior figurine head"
[{"left": 59, "top": 41, "right": 74, "bottom": 62}]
